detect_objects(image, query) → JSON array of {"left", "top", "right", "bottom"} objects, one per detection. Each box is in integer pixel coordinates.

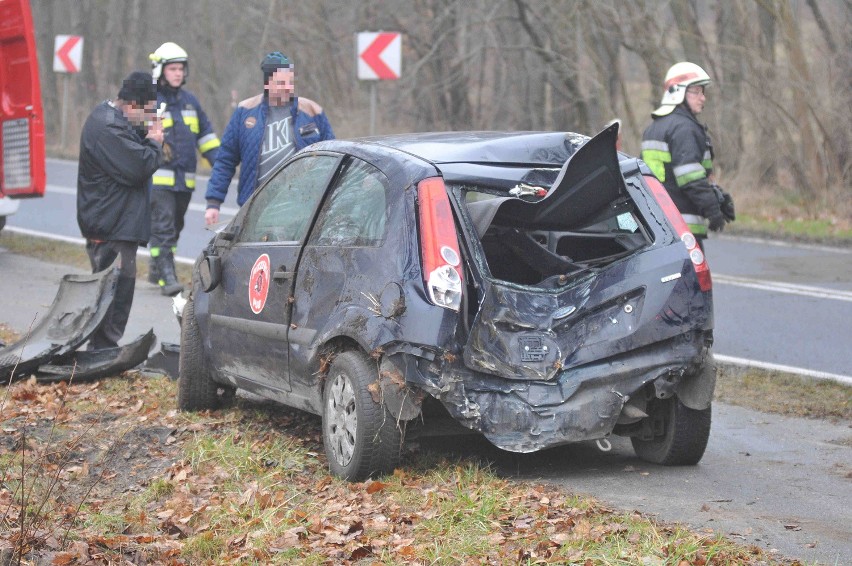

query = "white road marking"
[
  {"left": 4, "top": 226, "right": 196, "bottom": 264},
  {"left": 714, "top": 274, "right": 852, "bottom": 302},
  {"left": 715, "top": 354, "right": 852, "bottom": 386},
  {"left": 44, "top": 183, "right": 239, "bottom": 216}
]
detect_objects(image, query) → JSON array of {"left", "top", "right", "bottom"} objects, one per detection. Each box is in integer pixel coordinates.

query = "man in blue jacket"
[
  {"left": 204, "top": 52, "right": 334, "bottom": 225},
  {"left": 148, "top": 42, "right": 221, "bottom": 295}
]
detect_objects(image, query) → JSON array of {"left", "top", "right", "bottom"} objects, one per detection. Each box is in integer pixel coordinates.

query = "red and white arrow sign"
[
  {"left": 357, "top": 32, "right": 401, "bottom": 80},
  {"left": 53, "top": 35, "right": 83, "bottom": 73}
]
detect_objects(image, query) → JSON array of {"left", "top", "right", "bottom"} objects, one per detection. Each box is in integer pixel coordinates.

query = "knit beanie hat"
[
  {"left": 261, "top": 52, "right": 292, "bottom": 85},
  {"left": 118, "top": 71, "right": 156, "bottom": 105}
]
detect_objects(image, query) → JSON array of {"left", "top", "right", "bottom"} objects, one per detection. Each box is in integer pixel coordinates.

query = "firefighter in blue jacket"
[
  {"left": 641, "top": 62, "right": 734, "bottom": 249},
  {"left": 148, "top": 42, "right": 220, "bottom": 295},
  {"left": 204, "top": 52, "right": 335, "bottom": 225}
]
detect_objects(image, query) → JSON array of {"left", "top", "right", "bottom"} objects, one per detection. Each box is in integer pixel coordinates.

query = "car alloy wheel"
[
  {"left": 322, "top": 351, "right": 402, "bottom": 481},
  {"left": 326, "top": 371, "right": 357, "bottom": 466}
]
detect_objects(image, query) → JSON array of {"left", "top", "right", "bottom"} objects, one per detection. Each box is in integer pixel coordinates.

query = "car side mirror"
[
  {"left": 199, "top": 254, "right": 222, "bottom": 292},
  {"left": 218, "top": 227, "right": 236, "bottom": 241}
]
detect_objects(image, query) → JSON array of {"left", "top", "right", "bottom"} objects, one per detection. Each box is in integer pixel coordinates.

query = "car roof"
[
  {"left": 308, "top": 131, "right": 610, "bottom": 192},
  {"left": 353, "top": 131, "right": 589, "bottom": 167}
]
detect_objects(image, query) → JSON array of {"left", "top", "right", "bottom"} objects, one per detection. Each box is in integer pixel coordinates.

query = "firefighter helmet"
[
  {"left": 652, "top": 62, "right": 710, "bottom": 117},
  {"left": 149, "top": 42, "right": 189, "bottom": 84}
]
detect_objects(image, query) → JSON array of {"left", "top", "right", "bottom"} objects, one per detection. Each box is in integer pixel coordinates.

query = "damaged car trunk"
[
  {"left": 179, "top": 124, "right": 716, "bottom": 481},
  {"left": 406, "top": 125, "right": 714, "bottom": 457}
]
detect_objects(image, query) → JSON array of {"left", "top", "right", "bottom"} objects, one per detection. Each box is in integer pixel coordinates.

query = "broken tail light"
[
  {"left": 417, "top": 177, "right": 463, "bottom": 311},
  {"left": 644, "top": 175, "right": 712, "bottom": 292}
]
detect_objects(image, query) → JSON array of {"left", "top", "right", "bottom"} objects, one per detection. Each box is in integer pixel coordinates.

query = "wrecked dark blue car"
[{"left": 178, "top": 124, "right": 716, "bottom": 481}]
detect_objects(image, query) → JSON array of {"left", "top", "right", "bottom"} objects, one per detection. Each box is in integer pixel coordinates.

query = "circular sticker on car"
[{"left": 249, "top": 253, "right": 270, "bottom": 314}]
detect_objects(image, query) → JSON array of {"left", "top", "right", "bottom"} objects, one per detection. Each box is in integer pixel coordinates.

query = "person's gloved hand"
[
  {"left": 708, "top": 213, "right": 726, "bottom": 232},
  {"left": 721, "top": 191, "right": 736, "bottom": 221}
]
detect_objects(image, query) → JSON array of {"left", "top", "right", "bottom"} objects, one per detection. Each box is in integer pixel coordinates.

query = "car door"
[
  {"left": 287, "top": 156, "right": 391, "bottom": 397},
  {"left": 206, "top": 153, "right": 341, "bottom": 395}
]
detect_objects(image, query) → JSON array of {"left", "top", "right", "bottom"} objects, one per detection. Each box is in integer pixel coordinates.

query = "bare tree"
[{"left": 26, "top": 0, "right": 850, "bottom": 217}]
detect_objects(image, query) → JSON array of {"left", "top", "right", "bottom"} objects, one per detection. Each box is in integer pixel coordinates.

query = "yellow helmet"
[
  {"left": 149, "top": 42, "right": 189, "bottom": 83},
  {"left": 652, "top": 62, "right": 710, "bottom": 116}
]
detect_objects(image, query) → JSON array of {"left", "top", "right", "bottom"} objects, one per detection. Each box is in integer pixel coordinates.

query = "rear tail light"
[
  {"left": 417, "top": 177, "right": 463, "bottom": 310},
  {"left": 644, "top": 175, "right": 712, "bottom": 292}
]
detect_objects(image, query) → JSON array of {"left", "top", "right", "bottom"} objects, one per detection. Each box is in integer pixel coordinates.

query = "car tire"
[
  {"left": 178, "top": 297, "right": 232, "bottom": 411},
  {"left": 322, "top": 350, "right": 402, "bottom": 481},
  {"left": 0, "top": 216, "right": 6, "bottom": 232},
  {"left": 631, "top": 396, "right": 711, "bottom": 466}
]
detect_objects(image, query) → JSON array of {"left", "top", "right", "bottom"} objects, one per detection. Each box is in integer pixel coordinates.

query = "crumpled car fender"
[
  {"left": 674, "top": 356, "right": 716, "bottom": 410},
  {"left": 0, "top": 260, "right": 119, "bottom": 382},
  {"left": 36, "top": 330, "right": 156, "bottom": 383}
]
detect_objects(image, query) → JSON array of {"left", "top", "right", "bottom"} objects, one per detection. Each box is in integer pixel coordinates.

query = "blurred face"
[
  {"left": 162, "top": 62, "right": 185, "bottom": 88},
  {"left": 123, "top": 100, "right": 157, "bottom": 126},
  {"left": 265, "top": 67, "right": 295, "bottom": 106},
  {"left": 685, "top": 85, "right": 706, "bottom": 114}
]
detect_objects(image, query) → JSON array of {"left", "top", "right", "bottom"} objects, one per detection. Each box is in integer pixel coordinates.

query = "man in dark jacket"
[
  {"left": 77, "top": 71, "right": 163, "bottom": 350},
  {"left": 641, "top": 62, "right": 732, "bottom": 249},
  {"left": 147, "top": 42, "right": 220, "bottom": 295},
  {"left": 204, "top": 52, "right": 334, "bottom": 225}
]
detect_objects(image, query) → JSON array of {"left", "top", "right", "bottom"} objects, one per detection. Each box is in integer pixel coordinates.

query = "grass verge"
[
  {"left": 0, "top": 231, "right": 194, "bottom": 286},
  {"left": 1, "top": 375, "right": 788, "bottom": 565},
  {"left": 715, "top": 364, "right": 851, "bottom": 421}
]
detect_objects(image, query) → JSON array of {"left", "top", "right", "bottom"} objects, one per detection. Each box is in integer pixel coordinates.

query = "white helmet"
[
  {"left": 149, "top": 42, "right": 189, "bottom": 83},
  {"left": 652, "top": 62, "right": 710, "bottom": 116}
]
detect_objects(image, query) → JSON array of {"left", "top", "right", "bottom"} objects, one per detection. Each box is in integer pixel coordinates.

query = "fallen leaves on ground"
[{"left": 1, "top": 373, "right": 790, "bottom": 565}]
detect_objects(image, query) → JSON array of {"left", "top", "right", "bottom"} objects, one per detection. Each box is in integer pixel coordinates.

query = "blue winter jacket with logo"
[{"left": 205, "top": 94, "right": 334, "bottom": 207}]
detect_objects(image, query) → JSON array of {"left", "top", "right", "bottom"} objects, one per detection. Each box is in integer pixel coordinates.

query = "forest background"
[{"left": 30, "top": 0, "right": 851, "bottom": 228}]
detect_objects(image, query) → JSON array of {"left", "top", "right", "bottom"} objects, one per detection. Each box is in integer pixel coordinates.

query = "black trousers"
[
  {"left": 150, "top": 189, "right": 192, "bottom": 250},
  {"left": 86, "top": 240, "right": 138, "bottom": 350}
]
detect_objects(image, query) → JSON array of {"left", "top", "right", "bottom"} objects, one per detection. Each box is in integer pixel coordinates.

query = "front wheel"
[
  {"left": 631, "top": 396, "right": 711, "bottom": 465},
  {"left": 177, "top": 297, "right": 233, "bottom": 411},
  {"left": 322, "top": 351, "right": 402, "bottom": 481}
]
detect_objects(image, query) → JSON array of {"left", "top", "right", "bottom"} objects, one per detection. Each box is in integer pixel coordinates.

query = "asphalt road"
[{"left": 2, "top": 159, "right": 851, "bottom": 564}]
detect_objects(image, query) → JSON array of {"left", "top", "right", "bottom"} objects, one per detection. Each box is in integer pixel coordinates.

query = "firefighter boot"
[{"left": 155, "top": 251, "right": 183, "bottom": 296}]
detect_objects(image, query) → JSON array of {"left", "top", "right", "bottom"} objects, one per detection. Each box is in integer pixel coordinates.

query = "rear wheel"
[
  {"left": 322, "top": 351, "right": 402, "bottom": 481},
  {"left": 178, "top": 297, "right": 233, "bottom": 410},
  {"left": 631, "top": 396, "right": 711, "bottom": 465}
]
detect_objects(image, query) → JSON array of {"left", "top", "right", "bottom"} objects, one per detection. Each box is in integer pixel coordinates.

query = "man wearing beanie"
[
  {"left": 77, "top": 71, "right": 164, "bottom": 350},
  {"left": 204, "top": 52, "right": 335, "bottom": 225}
]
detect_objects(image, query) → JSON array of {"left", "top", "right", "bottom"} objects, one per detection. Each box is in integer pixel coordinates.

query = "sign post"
[
  {"left": 356, "top": 32, "right": 401, "bottom": 135},
  {"left": 53, "top": 35, "right": 83, "bottom": 148}
]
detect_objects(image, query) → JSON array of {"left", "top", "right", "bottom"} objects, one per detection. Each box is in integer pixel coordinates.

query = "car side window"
[
  {"left": 238, "top": 155, "right": 339, "bottom": 243},
  {"left": 309, "top": 157, "right": 388, "bottom": 247}
]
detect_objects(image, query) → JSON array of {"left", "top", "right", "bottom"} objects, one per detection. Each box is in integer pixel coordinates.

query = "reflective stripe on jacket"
[
  {"left": 153, "top": 87, "right": 220, "bottom": 192},
  {"left": 641, "top": 104, "right": 721, "bottom": 234}
]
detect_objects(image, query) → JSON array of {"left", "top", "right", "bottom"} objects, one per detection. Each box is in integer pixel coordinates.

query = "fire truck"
[{"left": 0, "top": 0, "right": 45, "bottom": 231}]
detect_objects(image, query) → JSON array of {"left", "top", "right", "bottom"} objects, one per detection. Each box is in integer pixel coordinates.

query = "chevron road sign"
[
  {"left": 53, "top": 35, "right": 83, "bottom": 73},
  {"left": 357, "top": 32, "right": 401, "bottom": 80}
]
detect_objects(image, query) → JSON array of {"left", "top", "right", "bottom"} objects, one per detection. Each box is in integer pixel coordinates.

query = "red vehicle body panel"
[{"left": 0, "top": 0, "right": 46, "bottom": 198}]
